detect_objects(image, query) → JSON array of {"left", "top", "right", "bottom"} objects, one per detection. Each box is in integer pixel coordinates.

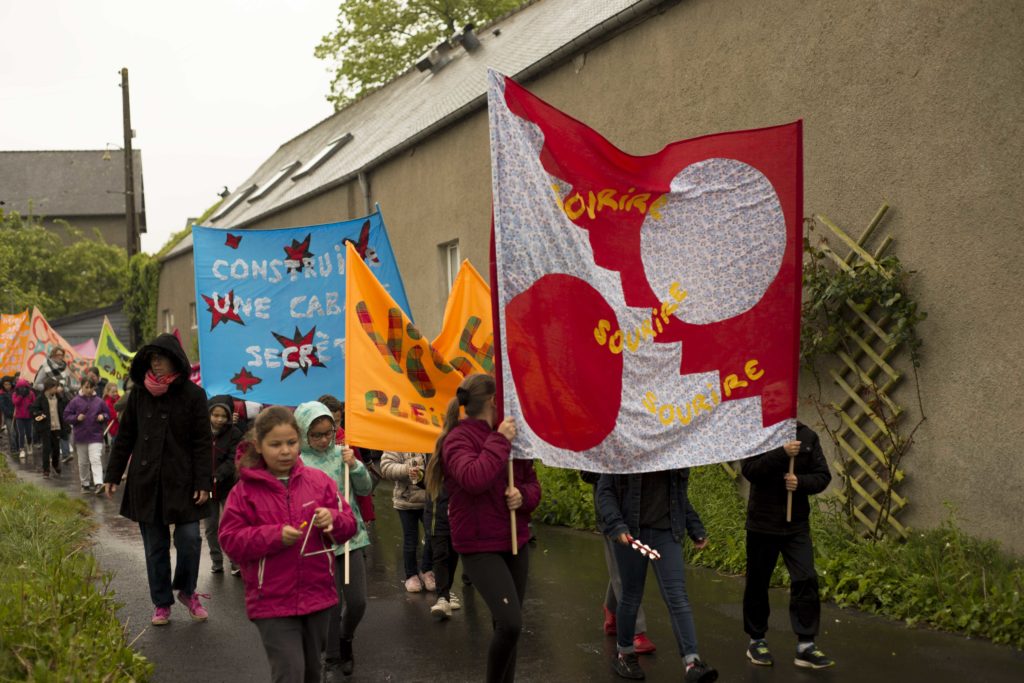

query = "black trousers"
[
  {"left": 461, "top": 548, "right": 529, "bottom": 683},
  {"left": 430, "top": 533, "right": 459, "bottom": 600},
  {"left": 41, "top": 429, "right": 61, "bottom": 474},
  {"left": 743, "top": 529, "right": 820, "bottom": 641}
]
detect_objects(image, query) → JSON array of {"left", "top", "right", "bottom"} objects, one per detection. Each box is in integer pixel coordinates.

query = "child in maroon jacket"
[{"left": 426, "top": 373, "right": 540, "bottom": 683}]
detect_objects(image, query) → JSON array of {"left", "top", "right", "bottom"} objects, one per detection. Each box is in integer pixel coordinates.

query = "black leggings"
[{"left": 460, "top": 548, "right": 529, "bottom": 683}]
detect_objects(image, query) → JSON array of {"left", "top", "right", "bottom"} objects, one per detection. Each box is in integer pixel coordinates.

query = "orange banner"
[
  {"left": 344, "top": 244, "right": 464, "bottom": 453},
  {"left": 0, "top": 310, "right": 32, "bottom": 376},
  {"left": 19, "top": 307, "right": 89, "bottom": 382},
  {"left": 431, "top": 260, "right": 494, "bottom": 378}
]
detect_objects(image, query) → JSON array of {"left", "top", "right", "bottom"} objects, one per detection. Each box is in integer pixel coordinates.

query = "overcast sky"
[{"left": 0, "top": 0, "right": 339, "bottom": 253}]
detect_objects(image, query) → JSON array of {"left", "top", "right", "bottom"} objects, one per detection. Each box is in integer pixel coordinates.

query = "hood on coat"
[
  {"left": 294, "top": 401, "right": 335, "bottom": 456},
  {"left": 208, "top": 393, "right": 234, "bottom": 416},
  {"left": 129, "top": 334, "right": 191, "bottom": 383},
  {"left": 15, "top": 378, "right": 32, "bottom": 393}
]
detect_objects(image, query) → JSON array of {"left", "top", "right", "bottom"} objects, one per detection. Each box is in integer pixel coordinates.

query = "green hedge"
[
  {"left": 0, "top": 461, "right": 153, "bottom": 681},
  {"left": 534, "top": 463, "right": 1024, "bottom": 649}
]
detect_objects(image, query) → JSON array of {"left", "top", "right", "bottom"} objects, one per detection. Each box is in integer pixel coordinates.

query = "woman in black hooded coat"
[{"left": 104, "top": 333, "right": 213, "bottom": 625}]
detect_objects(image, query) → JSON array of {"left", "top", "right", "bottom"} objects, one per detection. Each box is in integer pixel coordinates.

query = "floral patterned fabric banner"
[{"left": 488, "top": 70, "right": 802, "bottom": 472}]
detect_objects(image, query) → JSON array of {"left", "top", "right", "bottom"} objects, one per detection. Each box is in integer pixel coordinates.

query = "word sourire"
[
  {"left": 593, "top": 282, "right": 688, "bottom": 354},
  {"left": 550, "top": 185, "right": 668, "bottom": 222},
  {"left": 642, "top": 360, "right": 765, "bottom": 427}
]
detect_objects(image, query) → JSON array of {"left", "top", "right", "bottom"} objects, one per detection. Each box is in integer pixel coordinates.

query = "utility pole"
[{"left": 120, "top": 68, "right": 137, "bottom": 259}]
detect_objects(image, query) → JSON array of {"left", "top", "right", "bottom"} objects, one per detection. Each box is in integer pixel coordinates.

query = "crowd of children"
[{"left": 0, "top": 339, "right": 838, "bottom": 682}]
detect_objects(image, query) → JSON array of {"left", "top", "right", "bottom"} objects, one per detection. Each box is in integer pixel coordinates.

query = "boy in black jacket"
[
  {"left": 741, "top": 422, "right": 834, "bottom": 670},
  {"left": 30, "top": 378, "right": 70, "bottom": 478},
  {"left": 205, "top": 395, "right": 242, "bottom": 574}
]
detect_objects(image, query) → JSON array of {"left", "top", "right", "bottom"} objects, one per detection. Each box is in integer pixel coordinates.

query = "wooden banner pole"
[
  {"left": 509, "top": 460, "right": 518, "bottom": 556},
  {"left": 786, "top": 456, "right": 795, "bottom": 523},
  {"left": 344, "top": 461, "right": 351, "bottom": 584}
]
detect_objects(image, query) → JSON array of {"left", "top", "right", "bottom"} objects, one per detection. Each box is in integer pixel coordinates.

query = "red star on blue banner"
[
  {"left": 230, "top": 367, "right": 262, "bottom": 394},
  {"left": 271, "top": 326, "right": 326, "bottom": 380},
  {"left": 201, "top": 290, "right": 245, "bottom": 330},
  {"left": 283, "top": 234, "right": 313, "bottom": 272}
]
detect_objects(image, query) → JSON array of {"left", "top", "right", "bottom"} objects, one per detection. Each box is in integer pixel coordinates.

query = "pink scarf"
[{"left": 144, "top": 371, "right": 180, "bottom": 396}]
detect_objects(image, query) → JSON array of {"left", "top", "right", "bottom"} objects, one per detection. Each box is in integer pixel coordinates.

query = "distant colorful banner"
[
  {"left": 72, "top": 338, "right": 97, "bottom": 359},
  {"left": 345, "top": 244, "right": 464, "bottom": 453},
  {"left": 488, "top": 70, "right": 802, "bottom": 472},
  {"left": 431, "top": 260, "right": 494, "bottom": 377},
  {"left": 193, "top": 210, "right": 410, "bottom": 405},
  {"left": 0, "top": 311, "right": 31, "bottom": 376},
  {"left": 19, "top": 308, "right": 89, "bottom": 382},
  {"left": 96, "top": 317, "right": 134, "bottom": 385}
]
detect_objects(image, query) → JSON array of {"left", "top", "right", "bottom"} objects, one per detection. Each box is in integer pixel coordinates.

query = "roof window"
[
  {"left": 292, "top": 133, "right": 353, "bottom": 179},
  {"left": 248, "top": 161, "right": 301, "bottom": 202}
]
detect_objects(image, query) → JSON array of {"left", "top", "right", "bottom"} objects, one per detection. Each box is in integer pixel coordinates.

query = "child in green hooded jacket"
[{"left": 294, "top": 401, "right": 373, "bottom": 681}]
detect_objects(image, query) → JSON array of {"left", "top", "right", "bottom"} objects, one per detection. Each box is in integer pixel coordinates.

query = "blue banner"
[{"left": 193, "top": 210, "right": 411, "bottom": 405}]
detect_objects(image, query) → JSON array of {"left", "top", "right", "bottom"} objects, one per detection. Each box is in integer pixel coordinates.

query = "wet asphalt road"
[{"left": 6, "top": 445, "right": 1024, "bottom": 682}]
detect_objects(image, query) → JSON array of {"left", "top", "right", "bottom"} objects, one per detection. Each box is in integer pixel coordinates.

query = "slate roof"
[
  {"left": 0, "top": 150, "right": 145, "bottom": 223},
  {"left": 206, "top": 0, "right": 665, "bottom": 229}
]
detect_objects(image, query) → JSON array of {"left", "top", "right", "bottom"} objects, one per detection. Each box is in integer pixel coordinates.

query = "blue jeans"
[
  {"left": 139, "top": 521, "right": 202, "bottom": 607},
  {"left": 397, "top": 508, "right": 433, "bottom": 578},
  {"left": 613, "top": 527, "right": 699, "bottom": 657},
  {"left": 15, "top": 417, "right": 33, "bottom": 451}
]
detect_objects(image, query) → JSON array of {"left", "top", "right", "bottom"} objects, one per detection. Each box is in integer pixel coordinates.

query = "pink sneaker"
[
  {"left": 420, "top": 570, "right": 437, "bottom": 592},
  {"left": 176, "top": 591, "right": 209, "bottom": 621},
  {"left": 404, "top": 575, "right": 423, "bottom": 593},
  {"left": 151, "top": 605, "right": 171, "bottom": 625}
]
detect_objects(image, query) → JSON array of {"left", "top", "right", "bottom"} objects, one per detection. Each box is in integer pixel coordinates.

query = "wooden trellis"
[{"left": 812, "top": 204, "right": 911, "bottom": 539}]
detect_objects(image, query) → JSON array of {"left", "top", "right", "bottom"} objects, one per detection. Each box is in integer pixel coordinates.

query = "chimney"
[
  {"left": 415, "top": 39, "right": 455, "bottom": 73},
  {"left": 459, "top": 23, "right": 481, "bottom": 52}
]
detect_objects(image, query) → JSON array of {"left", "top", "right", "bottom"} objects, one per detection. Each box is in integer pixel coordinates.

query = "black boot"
[
  {"left": 339, "top": 637, "right": 354, "bottom": 676},
  {"left": 323, "top": 658, "right": 344, "bottom": 683}
]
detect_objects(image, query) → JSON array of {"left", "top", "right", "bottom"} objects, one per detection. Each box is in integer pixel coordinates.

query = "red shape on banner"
[{"left": 505, "top": 274, "right": 622, "bottom": 451}]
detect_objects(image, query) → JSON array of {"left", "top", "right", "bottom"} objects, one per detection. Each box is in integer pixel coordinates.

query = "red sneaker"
[
  {"left": 603, "top": 605, "right": 616, "bottom": 635},
  {"left": 633, "top": 632, "right": 657, "bottom": 654}
]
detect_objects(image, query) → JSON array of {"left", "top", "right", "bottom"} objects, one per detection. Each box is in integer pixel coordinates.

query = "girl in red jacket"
[
  {"left": 219, "top": 406, "right": 357, "bottom": 683},
  {"left": 426, "top": 373, "right": 541, "bottom": 683}
]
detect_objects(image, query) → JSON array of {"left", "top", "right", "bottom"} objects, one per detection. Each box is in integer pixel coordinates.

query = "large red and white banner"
[{"left": 488, "top": 71, "right": 802, "bottom": 472}]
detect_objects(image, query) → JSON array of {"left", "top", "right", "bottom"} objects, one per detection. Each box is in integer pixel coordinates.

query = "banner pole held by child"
[
  {"left": 509, "top": 460, "right": 517, "bottom": 556},
  {"left": 344, "top": 460, "right": 351, "bottom": 584},
  {"left": 786, "top": 455, "right": 795, "bottom": 522}
]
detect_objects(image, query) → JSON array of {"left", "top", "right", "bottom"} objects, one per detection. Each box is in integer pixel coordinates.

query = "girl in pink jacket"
[{"left": 219, "top": 406, "right": 356, "bottom": 683}]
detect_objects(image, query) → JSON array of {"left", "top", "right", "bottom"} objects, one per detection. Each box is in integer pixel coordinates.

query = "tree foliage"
[
  {"left": 0, "top": 211, "right": 127, "bottom": 318},
  {"left": 315, "top": 0, "right": 522, "bottom": 109}
]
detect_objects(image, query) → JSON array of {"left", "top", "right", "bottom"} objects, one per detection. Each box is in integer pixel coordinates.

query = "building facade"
[{"left": 158, "top": 0, "right": 1024, "bottom": 553}]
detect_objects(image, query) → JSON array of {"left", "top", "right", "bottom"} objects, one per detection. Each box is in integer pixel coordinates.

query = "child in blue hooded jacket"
[{"left": 295, "top": 400, "right": 373, "bottom": 681}]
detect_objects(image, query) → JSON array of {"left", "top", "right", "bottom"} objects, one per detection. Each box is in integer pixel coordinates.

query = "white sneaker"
[
  {"left": 430, "top": 597, "right": 451, "bottom": 621},
  {"left": 19, "top": 449, "right": 26, "bottom": 458},
  {"left": 448, "top": 594, "right": 461, "bottom": 610}
]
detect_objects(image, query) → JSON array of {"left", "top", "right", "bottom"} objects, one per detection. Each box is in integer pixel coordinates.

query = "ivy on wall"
[{"left": 123, "top": 253, "right": 160, "bottom": 347}]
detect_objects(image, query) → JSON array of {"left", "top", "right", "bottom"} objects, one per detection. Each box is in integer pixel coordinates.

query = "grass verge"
[{"left": 0, "top": 457, "right": 153, "bottom": 681}]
